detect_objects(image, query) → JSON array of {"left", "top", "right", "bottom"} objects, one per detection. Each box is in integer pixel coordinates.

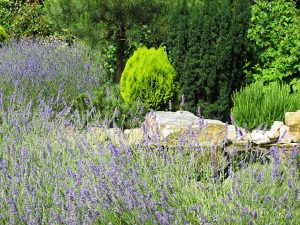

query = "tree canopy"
[{"left": 46, "top": 0, "right": 166, "bottom": 83}]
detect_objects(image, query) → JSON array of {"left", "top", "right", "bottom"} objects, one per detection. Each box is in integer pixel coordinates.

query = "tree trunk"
[{"left": 115, "top": 24, "right": 126, "bottom": 83}]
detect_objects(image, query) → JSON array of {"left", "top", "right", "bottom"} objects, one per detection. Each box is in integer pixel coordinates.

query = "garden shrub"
[
  {"left": 231, "top": 81, "right": 300, "bottom": 130},
  {"left": 0, "top": 26, "right": 7, "bottom": 43},
  {"left": 120, "top": 47, "right": 176, "bottom": 110},
  {"left": 73, "top": 83, "right": 147, "bottom": 129}
]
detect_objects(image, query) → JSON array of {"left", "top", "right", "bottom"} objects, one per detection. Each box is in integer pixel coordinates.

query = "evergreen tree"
[
  {"left": 183, "top": 0, "right": 250, "bottom": 121},
  {"left": 46, "top": 0, "right": 165, "bottom": 83},
  {"left": 231, "top": 0, "right": 251, "bottom": 91},
  {"left": 167, "top": 0, "right": 189, "bottom": 83}
]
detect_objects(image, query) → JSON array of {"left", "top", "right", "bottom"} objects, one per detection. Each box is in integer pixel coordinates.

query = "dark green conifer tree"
[
  {"left": 231, "top": 0, "right": 251, "bottom": 91},
  {"left": 46, "top": 0, "right": 165, "bottom": 83},
  {"left": 183, "top": 0, "right": 250, "bottom": 121},
  {"left": 167, "top": 0, "right": 189, "bottom": 83}
]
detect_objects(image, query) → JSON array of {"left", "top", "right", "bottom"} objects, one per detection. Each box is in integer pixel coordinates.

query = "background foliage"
[
  {"left": 245, "top": 0, "right": 300, "bottom": 86},
  {"left": 0, "top": 0, "right": 52, "bottom": 39},
  {"left": 45, "top": 0, "right": 167, "bottom": 83},
  {"left": 1, "top": 0, "right": 299, "bottom": 126}
]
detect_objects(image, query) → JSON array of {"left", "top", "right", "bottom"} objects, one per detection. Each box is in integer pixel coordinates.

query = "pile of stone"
[{"left": 85, "top": 110, "right": 300, "bottom": 148}]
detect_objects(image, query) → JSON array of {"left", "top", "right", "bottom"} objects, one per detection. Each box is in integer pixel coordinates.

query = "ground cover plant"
[{"left": 0, "top": 39, "right": 300, "bottom": 224}]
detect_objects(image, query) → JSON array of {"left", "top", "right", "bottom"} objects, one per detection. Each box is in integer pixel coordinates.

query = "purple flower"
[
  {"left": 256, "top": 170, "right": 265, "bottom": 183},
  {"left": 265, "top": 194, "right": 271, "bottom": 202},
  {"left": 180, "top": 94, "right": 185, "bottom": 108},
  {"left": 167, "top": 100, "right": 172, "bottom": 112},
  {"left": 155, "top": 211, "right": 170, "bottom": 225},
  {"left": 286, "top": 213, "right": 292, "bottom": 220}
]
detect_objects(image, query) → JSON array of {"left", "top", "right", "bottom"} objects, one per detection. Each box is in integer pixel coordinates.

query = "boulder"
[
  {"left": 250, "top": 130, "right": 271, "bottom": 145},
  {"left": 226, "top": 125, "right": 252, "bottom": 143},
  {"left": 85, "top": 127, "right": 122, "bottom": 144},
  {"left": 278, "top": 125, "right": 297, "bottom": 144},
  {"left": 142, "top": 111, "right": 227, "bottom": 146},
  {"left": 124, "top": 128, "right": 144, "bottom": 145},
  {"left": 285, "top": 111, "right": 300, "bottom": 140}
]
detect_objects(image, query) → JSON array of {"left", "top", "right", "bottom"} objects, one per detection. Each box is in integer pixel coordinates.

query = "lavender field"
[{"left": 0, "top": 39, "right": 299, "bottom": 224}]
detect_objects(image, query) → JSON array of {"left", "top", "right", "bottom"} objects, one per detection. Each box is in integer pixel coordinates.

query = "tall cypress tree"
[
  {"left": 231, "top": 0, "right": 251, "bottom": 91},
  {"left": 167, "top": 0, "right": 189, "bottom": 83},
  {"left": 182, "top": 0, "right": 250, "bottom": 121}
]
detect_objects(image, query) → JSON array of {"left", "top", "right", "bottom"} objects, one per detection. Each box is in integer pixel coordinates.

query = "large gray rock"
[
  {"left": 285, "top": 111, "right": 300, "bottom": 140},
  {"left": 142, "top": 111, "right": 227, "bottom": 146}
]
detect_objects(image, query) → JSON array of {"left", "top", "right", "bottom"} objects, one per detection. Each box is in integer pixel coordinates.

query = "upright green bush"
[
  {"left": 231, "top": 81, "right": 300, "bottom": 130},
  {"left": 120, "top": 47, "right": 176, "bottom": 109},
  {"left": 0, "top": 26, "right": 7, "bottom": 43}
]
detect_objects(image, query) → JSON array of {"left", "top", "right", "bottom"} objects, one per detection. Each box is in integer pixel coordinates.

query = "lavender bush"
[
  {"left": 0, "top": 39, "right": 299, "bottom": 224},
  {"left": 0, "top": 38, "right": 103, "bottom": 110}
]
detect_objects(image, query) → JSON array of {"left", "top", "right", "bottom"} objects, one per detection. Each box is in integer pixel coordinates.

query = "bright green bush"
[
  {"left": 0, "top": 26, "right": 7, "bottom": 43},
  {"left": 120, "top": 47, "right": 176, "bottom": 109},
  {"left": 231, "top": 81, "right": 300, "bottom": 130}
]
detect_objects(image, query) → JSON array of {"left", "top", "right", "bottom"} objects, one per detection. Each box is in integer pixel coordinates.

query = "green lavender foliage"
[
  {"left": 232, "top": 81, "right": 300, "bottom": 130},
  {"left": 120, "top": 47, "right": 176, "bottom": 110}
]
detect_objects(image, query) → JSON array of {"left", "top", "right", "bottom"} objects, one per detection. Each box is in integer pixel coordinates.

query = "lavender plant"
[
  {"left": 0, "top": 38, "right": 103, "bottom": 111},
  {"left": 0, "top": 39, "right": 299, "bottom": 224}
]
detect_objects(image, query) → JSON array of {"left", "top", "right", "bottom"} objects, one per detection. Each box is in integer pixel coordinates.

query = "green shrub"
[
  {"left": 120, "top": 47, "right": 176, "bottom": 110},
  {"left": 231, "top": 81, "right": 300, "bottom": 130},
  {"left": 73, "top": 83, "right": 148, "bottom": 129},
  {"left": 0, "top": 26, "right": 7, "bottom": 43}
]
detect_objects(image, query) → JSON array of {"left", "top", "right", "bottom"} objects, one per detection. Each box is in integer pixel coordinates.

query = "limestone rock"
[
  {"left": 143, "top": 111, "right": 227, "bottom": 146},
  {"left": 86, "top": 127, "right": 122, "bottom": 144},
  {"left": 285, "top": 111, "right": 300, "bottom": 140},
  {"left": 278, "top": 125, "right": 297, "bottom": 144},
  {"left": 124, "top": 128, "right": 144, "bottom": 145},
  {"left": 266, "top": 121, "right": 284, "bottom": 143},
  {"left": 251, "top": 130, "right": 270, "bottom": 145},
  {"left": 226, "top": 125, "right": 251, "bottom": 143}
]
